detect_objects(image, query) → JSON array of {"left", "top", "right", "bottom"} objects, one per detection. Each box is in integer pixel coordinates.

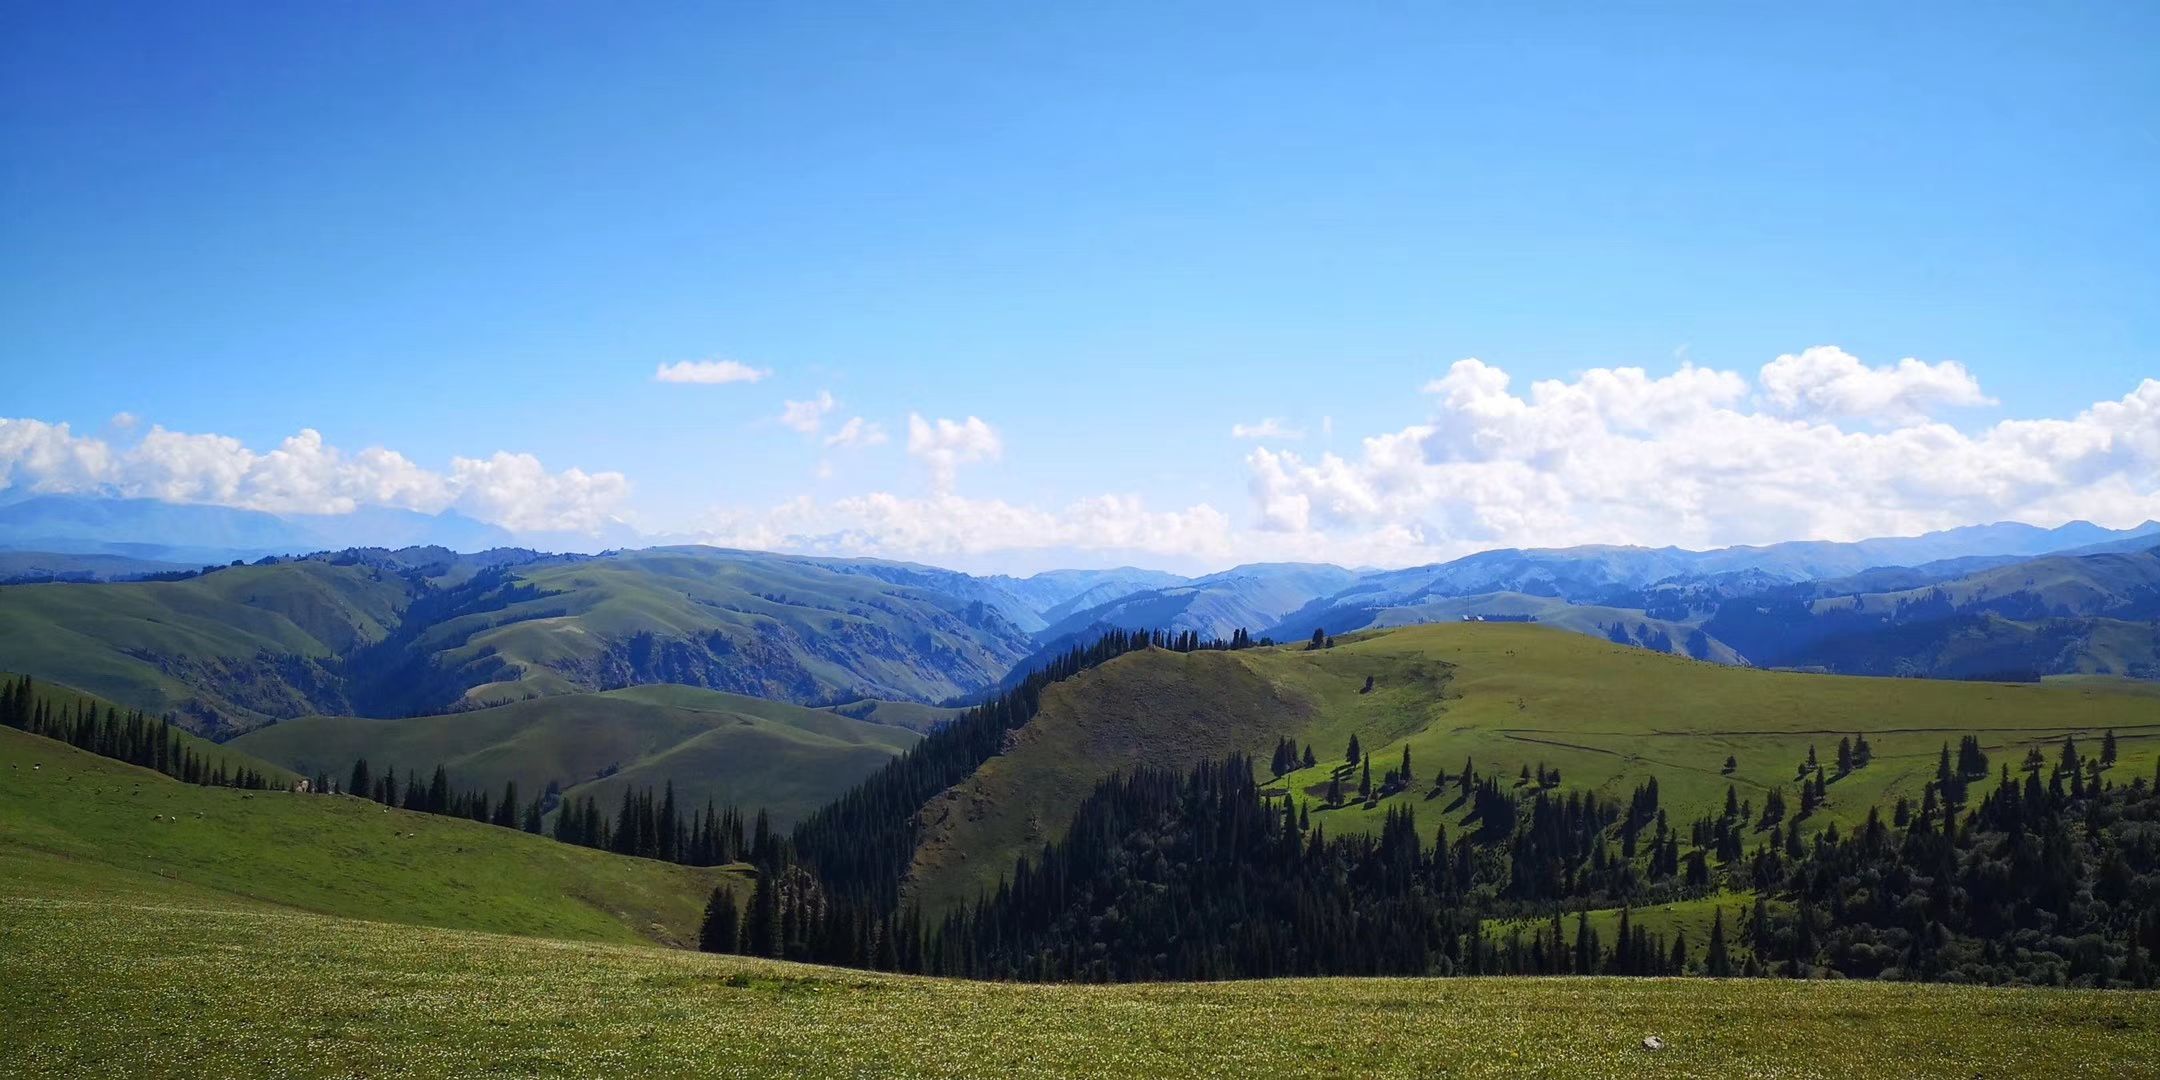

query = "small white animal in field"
[{"left": 1642, "top": 1036, "right": 1665, "bottom": 1052}]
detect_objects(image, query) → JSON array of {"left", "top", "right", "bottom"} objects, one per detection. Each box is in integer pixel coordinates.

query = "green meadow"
[
  {"left": 0, "top": 728, "right": 739, "bottom": 946},
  {"left": 4, "top": 891, "right": 2155, "bottom": 1079}
]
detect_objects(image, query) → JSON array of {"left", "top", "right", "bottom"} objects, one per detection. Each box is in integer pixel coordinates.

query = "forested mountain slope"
[{"left": 903, "top": 623, "right": 2159, "bottom": 914}]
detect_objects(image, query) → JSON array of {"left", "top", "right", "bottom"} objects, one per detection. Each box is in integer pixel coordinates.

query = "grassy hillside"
[
  {"left": 0, "top": 545, "right": 1036, "bottom": 733},
  {"left": 232, "top": 684, "right": 920, "bottom": 828},
  {"left": 0, "top": 727, "right": 736, "bottom": 946},
  {"left": 1811, "top": 546, "right": 2160, "bottom": 618},
  {"left": 5, "top": 893, "right": 2155, "bottom": 1079},
  {"left": 1704, "top": 547, "right": 2160, "bottom": 679},
  {"left": 1363, "top": 590, "right": 1745, "bottom": 663},
  {"left": 909, "top": 623, "right": 2160, "bottom": 913},
  {"left": 409, "top": 548, "right": 1032, "bottom": 710},
  {"left": 824, "top": 697, "right": 967, "bottom": 732},
  {"left": 0, "top": 559, "right": 417, "bottom": 731}
]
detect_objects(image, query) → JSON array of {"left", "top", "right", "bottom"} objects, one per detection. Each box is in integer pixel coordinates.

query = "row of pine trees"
[{"left": 2, "top": 675, "right": 276, "bottom": 790}]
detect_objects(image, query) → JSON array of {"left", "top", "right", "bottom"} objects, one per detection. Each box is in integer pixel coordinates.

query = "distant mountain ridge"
[
  {"left": 5, "top": 494, "right": 2157, "bottom": 727},
  {"left": 1263, "top": 519, "right": 2160, "bottom": 643},
  {"left": 0, "top": 494, "right": 517, "bottom": 564}
]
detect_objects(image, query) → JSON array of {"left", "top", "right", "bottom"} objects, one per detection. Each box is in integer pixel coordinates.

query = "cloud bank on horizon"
[{"left": 2, "top": 346, "right": 2154, "bottom": 570}]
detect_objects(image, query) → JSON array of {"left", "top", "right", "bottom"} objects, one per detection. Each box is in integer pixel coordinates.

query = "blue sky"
[{"left": 3, "top": 3, "right": 2156, "bottom": 571}]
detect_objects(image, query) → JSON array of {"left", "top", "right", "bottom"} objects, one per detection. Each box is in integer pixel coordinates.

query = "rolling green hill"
[
  {"left": 0, "top": 545, "right": 1034, "bottom": 734},
  {"left": 232, "top": 684, "right": 921, "bottom": 828},
  {"left": 1706, "top": 547, "right": 2160, "bottom": 679},
  {"left": 0, "top": 726, "right": 740, "bottom": 946},
  {"left": 399, "top": 548, "right": 1032, "bottom": 711},
  {"left": 1362, "top": 590, "right": 1745, "bottom": 663},
  {"left": 0, "top": 558, "right": 419, "bottom": 732},
  {"left": 5, "top": 889, "right": 2154, "bottom": 1079},
  {"left": 907, "top": 623, "right": 2160, "bottom": 913},
  {"left": 823, "top": 697, "right": 966, "bottom": 732}
]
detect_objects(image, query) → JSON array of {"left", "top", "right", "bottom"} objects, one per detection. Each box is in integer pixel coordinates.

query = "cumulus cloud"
[
  {"left": 824, "top": 416, "right": 888, "bottom": 449},
  {"left": 1757, "top": 346, "right": 1993, "bottom": 423},
  {"left": 653, "top": 358, "right": 770, "bottom": 384},
  {"left": 907, "top": 414, "right": 1001, "bottom": 491},
  {"left": 0, "top": 419, "right": 629, "bottom": 534},
  {"left": 1246, "top": 349, "right": 2160, "bottom": 560},
  {"left": 779, "top": 391, "right": 838, "bottom": 434},
  {"left": 1231, "top": 418, "right": 1305, "bottom": 440}
]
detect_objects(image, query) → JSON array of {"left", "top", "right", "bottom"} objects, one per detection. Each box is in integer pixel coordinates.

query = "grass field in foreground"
[
  {"left": 4, "top": 895, "right": 2156, "bottom": 1079},
  {"left": 0, "top": 728, "right": 739, "bottom": 947}
]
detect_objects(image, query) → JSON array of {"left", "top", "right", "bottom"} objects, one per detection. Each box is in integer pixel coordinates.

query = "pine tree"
[
  {"left": 1359, "top": 758, "right": 1373, "bottom": 801},
  {"left": 746, "top": 868, "right": 782, "bottom": 957},
  {"left": 1301, "top": 744, "right": 1316, "bottom": 769},
  {"left": 699, "top": 887, "right": 741, "bottom": 953},
  {"left": 1706, "top": 909, "right": 1732, "bottom": 977},
  {"left": 1346, "top": 734, "right": 1362, "bottom": 766},
  {"left": 1837, "top": 737, "right": 1853, "bottom": 776},
  {"left": 2101, "top": 729, "right": 2118, "bottom": 767},
  {"left": 350, "top": 758, "right": 372, "bottom": 801}
]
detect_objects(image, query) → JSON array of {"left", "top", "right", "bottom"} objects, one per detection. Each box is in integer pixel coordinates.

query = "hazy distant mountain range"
[
  {"left": 1, "top": 493, "right": 2156, "bottom": 738},
  {"left": 0, "top": 493, "right": 519, "bottom": 567}
]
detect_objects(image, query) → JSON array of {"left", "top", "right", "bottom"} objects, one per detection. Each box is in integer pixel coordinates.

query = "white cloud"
[
  {"left": 1246, "top": 349, "right": 2160, "bottom": 561},
  {"left": 907, "top": 414, "right": 1001, "bottom": 491},
  {"left": 824, "top": 416, "right": 888, "bottom": 449},
  {"left": 1230, "top": 418, "right": 1305, "bottom": 440},
  {"left": 446, "top": 452, "right": 630, "bottom": 533},
  {"left": 109, "top": 412, "right": 139, "bottom": 431},
  {"left": 780, "top": 391, "right": 837, "bottom": 434},
  {"left": 695, "top": 491, "right": 1234, "bottom": 562},
  {"left": 1757, "top": 346, "right": 1993, "bottom": 423},
  {"left": 0, "top": 418, "right": 629, "bottom": 534},
  {"left": 653, "top": 358, "right": 770, "bottom": 384}
]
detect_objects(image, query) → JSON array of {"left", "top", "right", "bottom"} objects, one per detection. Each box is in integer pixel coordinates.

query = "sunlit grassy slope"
[
  {"left": 910, "top": 622, "right": 2160, "bottom": 913},
  {"left": 232, "top": 683, "right": 920, "bottom": 827},
  {"left": 0, "top": 728, "right": 738, "bottom": 946},
  {"left": 4, "top": 892, "right": 2155, "bottom": 1079}
]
